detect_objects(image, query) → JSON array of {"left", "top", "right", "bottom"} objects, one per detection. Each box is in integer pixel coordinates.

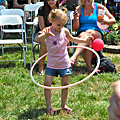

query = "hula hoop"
[
  {"left": 30, "top": 46, "right": 100, "bottom": 89},
  {"left": 116, "top": 65, "right": 120, "bottom": 74},
  {"left": 60, "top": 0, "right": 65, "bottom": 4}
]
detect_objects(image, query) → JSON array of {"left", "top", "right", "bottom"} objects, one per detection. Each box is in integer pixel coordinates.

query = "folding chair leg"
[
  {"left": 24, "top": 31, "right": 27, "bottom": 52},
  {"left": 2, "top": 44, "right": 4, "bottom": 55},
  {"left": 30, "top": 42, "right": 35, "bottom": 68},
  {"left": 30, "top": 47, "right": 33, "bottom": 68},
  {"left": 30, "top": 44, "right": 40, "bottom": 68},
  {"left": 23, "top": 47, "right": 26, "bottom": 67}
]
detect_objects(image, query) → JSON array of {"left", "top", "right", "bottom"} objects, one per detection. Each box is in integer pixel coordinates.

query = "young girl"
[
  {"left": 34, "top": 8, "right": 93, "bottom": 114},
  {"left": 35, "top": 0, "right": 59, "bottom": 76}
]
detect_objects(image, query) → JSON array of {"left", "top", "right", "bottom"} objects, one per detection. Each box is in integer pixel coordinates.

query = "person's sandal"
[
  {"left": 47, "top": 108, "right": 56, "bottom": 115},
  {"left": 37, "top": 71, "right": 44, "bottom": 76},
  {"left": 60, "top": 107, "right": 72, "bottom": 114},
  {"left": 91, "top": 69, "right": 101, "bottom": 75}
]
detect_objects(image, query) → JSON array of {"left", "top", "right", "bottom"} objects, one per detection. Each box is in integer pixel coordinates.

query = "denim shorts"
[{"left": 45, "top": 67, "right": 71, "bottom": 77}]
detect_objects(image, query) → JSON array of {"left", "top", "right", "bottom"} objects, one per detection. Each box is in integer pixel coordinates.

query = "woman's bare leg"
[
  {"left": 70, "top": 31, "right": 91, "bottom": 62},
  {"left": 70, "top": 30, "right": 102, "bottom": 72},
  {"left": 70, "top": 42, "right": 89, "bottom": 62},
  {"left": 82, "top": 30, "right": 102, "bottom": 72},
  {"left": 83, "top": 49, "right": 94, "bottom": 72}
]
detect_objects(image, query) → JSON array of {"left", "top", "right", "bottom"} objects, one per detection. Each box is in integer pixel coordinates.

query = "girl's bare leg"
[
  {"left": 44, "top": 75, "right": 54, "bottom": 114},
  {"left": 37, "top": 41, "right": 47, "bottom": 75},
  {"left": 61, "top": 75, "right": 72, "bottom": 113}
]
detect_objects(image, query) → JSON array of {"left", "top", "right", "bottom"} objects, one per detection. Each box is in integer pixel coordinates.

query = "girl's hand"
[
  {"left": 43, "top": 27, "right": 55, "bottom": 37},
  {"left": 86, "top": 36, "right": 94, "bottom": 43}
]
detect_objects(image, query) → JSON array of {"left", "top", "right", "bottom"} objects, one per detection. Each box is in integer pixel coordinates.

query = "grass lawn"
[{"left": 0, "top": 39, "right": 120, "bottom": 120}]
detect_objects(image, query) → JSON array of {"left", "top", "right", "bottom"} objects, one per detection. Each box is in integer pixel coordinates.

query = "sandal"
[
  {"left": 37, "top": 71, "right": 44, "bottom": 76},
  {"left": 92, "top": 69, "right": 101, "bottom": 75},
  {"left": 70, "top": 59, "right": 76, "bottom": 66},
  {"left": 60, "top": 106, "right": 72, "bottom": 114},
  {"left": 47, "top": 108, "right": 56, "bottom": 115}
]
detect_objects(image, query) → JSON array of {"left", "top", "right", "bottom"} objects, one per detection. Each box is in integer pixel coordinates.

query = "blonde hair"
[
  {"left": 48, "top": 8, "right": 68, "bottom": 24},
  {"left": 80, "top": 0, "right": 94, "bottom": 7}
]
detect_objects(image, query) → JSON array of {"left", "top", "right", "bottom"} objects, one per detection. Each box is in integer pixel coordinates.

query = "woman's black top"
[
  {"left": 17, "top": 0, "right": 28, "bottom": 4},
  {"left": 35, "top": 6, "right": 52, "bottom": 33}
]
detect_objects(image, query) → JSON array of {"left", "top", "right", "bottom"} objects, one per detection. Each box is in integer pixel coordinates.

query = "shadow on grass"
[
  {"left": 18, "top": 107, "right": 61, "bottom": 119},
  {"left": 72, "top": 62, "right": 88, "bottom": 76},
  {"left": 0, "top": 62, "right": 16, "bottom": 68},
  {"left": 0, "top": 48, "right": 23, "bottom": 55},
  {"left": 26, "top": 62, "right": 47, "bottom": 72}
]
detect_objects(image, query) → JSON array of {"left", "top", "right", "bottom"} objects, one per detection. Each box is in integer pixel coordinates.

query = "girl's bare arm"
[
  {"left": 34, "top": 27, "right": 55, "bottom": 44},
  {"left": 65, "top": 28, "right": 93, "bottom": 43}
]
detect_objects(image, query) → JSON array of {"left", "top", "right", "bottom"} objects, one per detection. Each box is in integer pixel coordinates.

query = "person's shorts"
[
  {"left": 45, "top": 67, "right": 71, "bottom": 77},
  {"left": 76, "top": 30, "right": 103, "bottom": 39}
]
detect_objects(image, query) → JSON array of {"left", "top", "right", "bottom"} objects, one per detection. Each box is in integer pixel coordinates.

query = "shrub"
[{"left": 104, "top": 21, "right": 120, "bottom": 44}]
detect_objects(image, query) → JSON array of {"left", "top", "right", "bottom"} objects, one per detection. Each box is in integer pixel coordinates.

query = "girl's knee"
[
  {"left": 61, "top": 77, "right": 69, "bottom": 86},
  {"left": 44, "top": 81, "right": 51, "bottom": 86},
  {"left": 62, "top": 82, "right": 69, "bottom": 86}
]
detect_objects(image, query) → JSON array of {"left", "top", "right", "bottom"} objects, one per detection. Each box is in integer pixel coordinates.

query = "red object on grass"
[{"left": 92, "top": 38, "right": 104, "bottom": 51}]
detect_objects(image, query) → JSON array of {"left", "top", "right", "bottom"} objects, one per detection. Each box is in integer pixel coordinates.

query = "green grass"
[{"left": 0, "top": 39, "right": 120, "bottom": 120}]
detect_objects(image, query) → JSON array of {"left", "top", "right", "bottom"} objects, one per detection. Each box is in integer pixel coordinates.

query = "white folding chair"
[
  {"left": 24, "top": 4, "right": 40, "bottom": 40},
  {"left": 69, "top": 11, "right": 76, "bottom": 36},
  {"left": 66, "top": 11, "right": 76, "bottom": 53},
  {"left": 35, "top": 2, "right": 44, "bottom": 16},
  {"left": 0, "top": 5, "right": 5, "bottom": 15},
  {"left": 104, "top": 0, "right": 107, "bottom": 7},
  {"left": 0, "top": 15, "right": 26, "bottom": 67},
  {"left": 0, "top": 6, "right": 5, "bottom": 37},
  {"left": 5, "top": 0, "right": 8, "bottom": 8},
  {"left": 70, "top": 11, "right": 77, "bottom": 53},
  {"left": 66, "top": 11, "right": 76, "bottom": 36},
  {"left": 36, "top": 2, "right": 44, "bottom": 6},
  {"left": 30, "top": 17, "right": 40, "bottom": 68},
  {"left": 0, "top": 9, "right": 27, "bottom": 52}
]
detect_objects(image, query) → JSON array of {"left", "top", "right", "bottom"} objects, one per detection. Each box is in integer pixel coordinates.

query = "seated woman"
[
  {"left": 59, "top": 0, "right": 79, "bottom": 11},
  {"left": 70, "top": 0, "right": 116, "bottom": 73},
  {"left": 0, "top": 0, "right": 5, "bottom": 6},
  {"left": 13, "top": 0, "right": 32, "bottom": 20}
]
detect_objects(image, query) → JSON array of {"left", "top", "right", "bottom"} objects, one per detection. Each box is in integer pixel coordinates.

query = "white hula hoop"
[{"left": 30, "top": 46, "right": 100, "bottom": 89}]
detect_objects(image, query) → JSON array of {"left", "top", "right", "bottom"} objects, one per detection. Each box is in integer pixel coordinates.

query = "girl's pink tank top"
[{"left": 45, "top": 27, "right": 71, "bottom": 69}]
